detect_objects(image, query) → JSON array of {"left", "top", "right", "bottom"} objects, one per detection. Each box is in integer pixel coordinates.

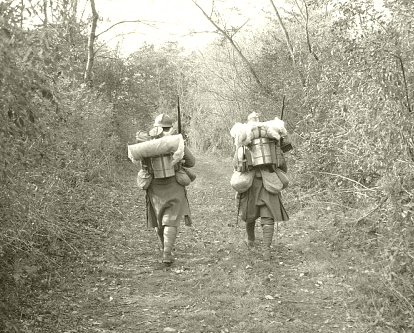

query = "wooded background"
[{"left": 1, "top": 0, "right": 413, "bottom": 330}]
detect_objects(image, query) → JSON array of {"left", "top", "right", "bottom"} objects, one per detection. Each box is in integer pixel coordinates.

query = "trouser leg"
[
  {"left": 162, "top": 226, "right": 177, "bottom": 264},
  {"left": 261, "top": 217, "right": 275, "bottom": 261},
  {"left": 245, "top": 221, "right": 256, "bottom": 248}
]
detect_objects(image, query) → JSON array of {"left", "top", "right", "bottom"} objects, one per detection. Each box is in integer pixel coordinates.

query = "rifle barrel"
[
  {"left": 280, "top": 95, "right": 285, "bottom": 120},
  {"left": 177, "top": 95, "right": 182, "bottom": 134}
]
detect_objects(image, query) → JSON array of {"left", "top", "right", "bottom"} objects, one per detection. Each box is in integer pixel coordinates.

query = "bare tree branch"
[
  {"left": 95, "top": 19, "right": 162, "bottom": 38},
  {"left": 95, "top": 55, "right": 121, "bottom": 60},
  {"left": 269, "top": 0, "right": 295, "bottom": 63},
  {"left": 28, "top": 0, "right": 44, "bottom": 24},
  {"left": 42, "top": 0, "right": 48, "bottom": 27},
  {"left": 396, "top": 55, "right": 412, "bottom": 113},
  {"left": 94, "top": 31, "right": 146, "bottom": 55},
  {"left": 192, "top": 0, "right": 272, "bottom": 96},
  {"left": 180, "top": 29, "right": 219, "bottom": 37},
  {"left": 269, "top": 0, "right": 306, "bottom": 87},
  {"left": 383, "top": 50, "right": 412, "bottom": 113},
  {"left": 293, "top": 0, "right": 306, "bottom": 21},
  {"left": 231, "top": 18, "right": 250, "bottom": 38},
  {"left": 301, "top": 0, "right": 319, "bottom": 61}
]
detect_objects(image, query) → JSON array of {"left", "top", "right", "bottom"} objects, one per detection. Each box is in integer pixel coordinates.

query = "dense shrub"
[{"left": 0, "top": 4, "right": 123, "bottom": 329}]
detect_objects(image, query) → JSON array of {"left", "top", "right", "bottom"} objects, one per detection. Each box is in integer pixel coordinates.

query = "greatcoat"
[
  {"left": 146, "top": 146, "right": 195, "bottom": 229},
  {"left": 234, "top": 146, "right": 289, "bottom": 224}
]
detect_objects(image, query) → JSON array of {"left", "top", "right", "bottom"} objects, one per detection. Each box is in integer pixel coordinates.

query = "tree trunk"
[
  {"left": 43, "top": 0, "right": 48, "bottom": 27},
  {"left": 269, "top": 0, "right": 306, "bottom": 87},
  {"left": 84, "top": 0, "right": 99, "bottom": 86},
  {"left": 294, "top": 0, "right": 319, "bottom": 61}
]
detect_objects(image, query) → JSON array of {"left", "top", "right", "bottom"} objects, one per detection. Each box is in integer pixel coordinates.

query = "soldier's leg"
[
  {"left": 245, "top": 221, "right": 256, "bottom": 248},
  {"left": 244, "top": 196, "right": 260, "bottom": 248},
  {"left": 162, "top": 226, "right": 177, "bottom": 264},
  {"left": 260, "top": 205, "right": 275, "bottom": 261},
  {"left": 154, "top": 226, "right": 164, "bottom": 250}
]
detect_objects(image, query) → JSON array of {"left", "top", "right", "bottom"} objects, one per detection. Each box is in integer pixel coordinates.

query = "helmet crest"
[{"left": 154, "top": 114, "right": 173, "bottom": 127}]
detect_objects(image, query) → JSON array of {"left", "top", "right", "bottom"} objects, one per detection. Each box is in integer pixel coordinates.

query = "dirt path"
[{"left": 31, "top": 154, "right": 373, "bottom": 333}]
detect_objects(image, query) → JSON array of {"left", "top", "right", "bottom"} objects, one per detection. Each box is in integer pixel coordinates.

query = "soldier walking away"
[
  {"left": 231, "top": 112, "right": 292, "bottom": 261},
  {"left": 134, "top": 114, "right": 196, "bottom": 265}
]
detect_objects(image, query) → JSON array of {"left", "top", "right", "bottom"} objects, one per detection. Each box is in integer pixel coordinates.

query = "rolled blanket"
[
  {"left": 128, "top": 134, "right": 185, "bottom": 165},
  {"left": 230, "top": 116, "right": 287, "bottom": 147},
  {"left": 230, "top": 123, "right": 254, "bottom": 147}
]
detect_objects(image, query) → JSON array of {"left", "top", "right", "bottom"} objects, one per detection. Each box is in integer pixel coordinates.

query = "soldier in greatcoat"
[
  {"left": 141, "top": 114, "right": 196, "bottom": 264},
  {"left": 234, "top": 112, "right": 292, "bottom": 261}
]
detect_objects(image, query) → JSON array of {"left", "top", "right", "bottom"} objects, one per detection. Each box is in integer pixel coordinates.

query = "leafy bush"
[{"left": 0, "top": 4, "right": 123, "bottom": 329}]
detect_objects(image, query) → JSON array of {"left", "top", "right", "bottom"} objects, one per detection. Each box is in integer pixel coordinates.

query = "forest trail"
[{"left": 31, "top": 154, "right": 375, "bottom": 333}]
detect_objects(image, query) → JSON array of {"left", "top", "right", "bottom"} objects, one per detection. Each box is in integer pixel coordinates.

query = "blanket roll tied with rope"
[{"left": 128, "top": 134, "right": 185, "bottom": 165}]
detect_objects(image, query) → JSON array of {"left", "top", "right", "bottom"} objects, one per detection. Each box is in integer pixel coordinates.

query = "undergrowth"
[{"left": 289, "top": 156, "right": 414, "bottom": 331}]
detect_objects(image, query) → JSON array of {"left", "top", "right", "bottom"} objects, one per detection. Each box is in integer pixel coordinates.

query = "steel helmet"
[
  {"left": 154, "top": 114, "right": 173, "bottom": 127},
  {"left": 247, "top": 112, "right": 260, "bottom": 123}
]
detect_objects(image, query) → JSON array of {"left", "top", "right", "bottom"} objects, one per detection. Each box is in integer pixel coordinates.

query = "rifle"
[
  {"left": 279, "top": 94, "right": 293, "bottom": 153},
  {"left": 177, "top": 95, "right": 192, "bottom": 226},
  {"left": 177, "top": 95, "right": 182, "bottom": 135}
]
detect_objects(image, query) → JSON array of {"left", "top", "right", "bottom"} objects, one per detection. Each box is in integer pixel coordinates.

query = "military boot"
[
  {"left": 262, "top": 224, "right": 275, "bottom": 261},
  {"left": 162, "top": 226, "right": 177, "bottom": 264},
  {"left": 246, "top": 222, "right": 256, "bottom": 248}
]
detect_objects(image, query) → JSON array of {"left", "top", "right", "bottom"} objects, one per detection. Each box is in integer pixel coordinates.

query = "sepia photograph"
[{"left": 1, "top": 0, "right": 413, "bottom": 332}]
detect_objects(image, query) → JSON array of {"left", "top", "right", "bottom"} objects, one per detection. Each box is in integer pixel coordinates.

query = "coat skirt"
[
  {"left": 146, "top": 176, "right": 191, "bottom": 228},
  {"left": 239, "top": 175, "right": 289, "bottom": 224}
]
